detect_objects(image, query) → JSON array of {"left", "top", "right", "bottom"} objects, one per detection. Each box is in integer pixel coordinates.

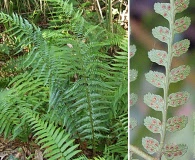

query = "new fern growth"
[{"left": 131, "top": 0, "right": 191, "bottom": 159}]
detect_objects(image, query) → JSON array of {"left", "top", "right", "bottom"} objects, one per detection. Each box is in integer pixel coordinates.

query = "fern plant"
[
  {"left": 21, "top": 108, "right": 81, "bottom": 159},
  {"left": 0, "top": 0, "right": 127, "bottom": 159},
  {"left": 130, "top": 0, "right": 191, "bottom": 159},
  {"left": 103, "top": 38, "right": 128, "bottom": 159}
]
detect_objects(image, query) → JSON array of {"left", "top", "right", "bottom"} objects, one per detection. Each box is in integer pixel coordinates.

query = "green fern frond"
[
  {"left": 0, "top": 89, "right": 20, "bottom": 138},
  {"left": 103, "top": 145, "right": 125, "bottom": 160},
  {"left": 46, "top": 0, "right": 85, "bottom": 37},
  {"left": 107, "top": 113, "right": 127, "bottom": 159},
  {"left": 111, "top": 38, "right": 128, "bottom": 116},
  {"left": 58, "top": 42, "right": 114, "bottom": 153},
  {"left": 93, "top": 157, "right": 106, "bottom": 160},
  {"left": 0, "top": 12, "right": 37, "bottom": 54},
  {"left": 21, "top": 108, "right": 81, "bottom": 160},
  {"left": 74, "top": 154, "right": 88, "bottom": 160},
  {"left": 0, "top": 107, "right": 19, "bottom": 138}
]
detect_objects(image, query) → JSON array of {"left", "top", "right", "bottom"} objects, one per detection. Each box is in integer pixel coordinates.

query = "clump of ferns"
[
  {"left": 101, "top": 38, "right": 128, "bottom": 159},
  {"left": 0, "top": 0, "right": 127, "bottom": 159},
  {"left": 45, "top": 0, "right": 127, "bottom": 149},
  {"left": 130, "top": 0, "right": 191, "bottom": 159},
  {"left": 0, "top": 88, "right": 82, "bottom": 160},
  {"left": 0, "top": 6, "right": 126, "bottom": 160},
  {"left": 0, "top": 11, "right": 86, "bottom": 160}
]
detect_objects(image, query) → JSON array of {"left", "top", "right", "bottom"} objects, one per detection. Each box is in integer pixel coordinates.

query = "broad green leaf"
[
  {"left": 152, "top": 26, "right": 170, "bottom": 43},
  {"left": 154, "top": 3, "right": 171, "bottom": 21},
  {"left": 172, "top": 39, "right": 190, "bottom": 57},
  {"left": 174, "top": 0, "right": 189, "bottom": 13},
  {"left": 162, "top": 143, "right": 187, "bottom": 159},
  {"left": 145, "top": 71, "right": 165, "bottom": 88},
  {"left": 144, "top": 93, "right": 164, "bottom": 111},
  {"left": 148, "top": 49, "right": 167, "bottom": 66},
  {"left": 170, "top": 65, "right": 190, "bottom": 83},
  {"left": 144, "top": 116, "right": 162, "bottom": 133},
  {"left": 166, "top": 115, "right": 188, "bottom": 132},
  {"left": 168, "top": 91, "right": 189, "bottom": 107},
  {"left": 174, "top": 17, "right": 191, "bottom": 33},
  {"left": 142, "top": 137, "right": 159, "bottom": 154}
]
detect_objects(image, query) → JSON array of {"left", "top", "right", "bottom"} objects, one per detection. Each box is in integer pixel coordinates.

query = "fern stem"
[
  {"left": 130, "top": 145, "right": 157, "bottom": 160},
  {"left": 108, "top": 0, "right": 113, "bottom": 33},
  {"left": 158, "top": 0, "right": 175, "bottom": 158},
  {"left": 96, "top": 0, "right": 103, "bottom": 21},
  {"left": 85, "top": 77, "right": 96, "bottom": 155}
]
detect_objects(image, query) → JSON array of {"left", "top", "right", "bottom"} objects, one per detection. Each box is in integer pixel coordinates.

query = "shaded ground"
[{"left": 0, "top": 136, "right": 43, "bottom": 160}]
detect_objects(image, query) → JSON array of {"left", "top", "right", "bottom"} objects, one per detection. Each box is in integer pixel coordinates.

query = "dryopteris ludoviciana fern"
[
  {"left": 104, "top": 38, "right": 128, "bottom": 159},
  {"left": 42, "top": 0, "right": 127, "bottom": 156},
  {"left": 0, "top": 0, "right": 127, "bottom": 159},
  {"left": 112, "top": 38, "right": 128, "bottom": 116},
  {"left": 131, "top": 0, "right": 191, "bottom": 160}
]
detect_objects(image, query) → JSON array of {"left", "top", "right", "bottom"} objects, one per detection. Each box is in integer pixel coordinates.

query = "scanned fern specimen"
[{"left": 130, "top": 0, "right": 191, "bottom": 159}]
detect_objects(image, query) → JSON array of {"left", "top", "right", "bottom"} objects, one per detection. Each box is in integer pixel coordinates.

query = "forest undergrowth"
[{"left": 0, "top": 0, "right": 128, "bottom": 159}]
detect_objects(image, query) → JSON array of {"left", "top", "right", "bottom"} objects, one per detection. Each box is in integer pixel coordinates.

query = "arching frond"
[{"left": 21, "top": 108, "right": 81, "bottom": 160}]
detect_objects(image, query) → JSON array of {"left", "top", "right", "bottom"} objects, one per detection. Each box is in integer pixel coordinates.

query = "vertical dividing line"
[{"left": 128, "top": 24, "right": 130, "bottom": 160}]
